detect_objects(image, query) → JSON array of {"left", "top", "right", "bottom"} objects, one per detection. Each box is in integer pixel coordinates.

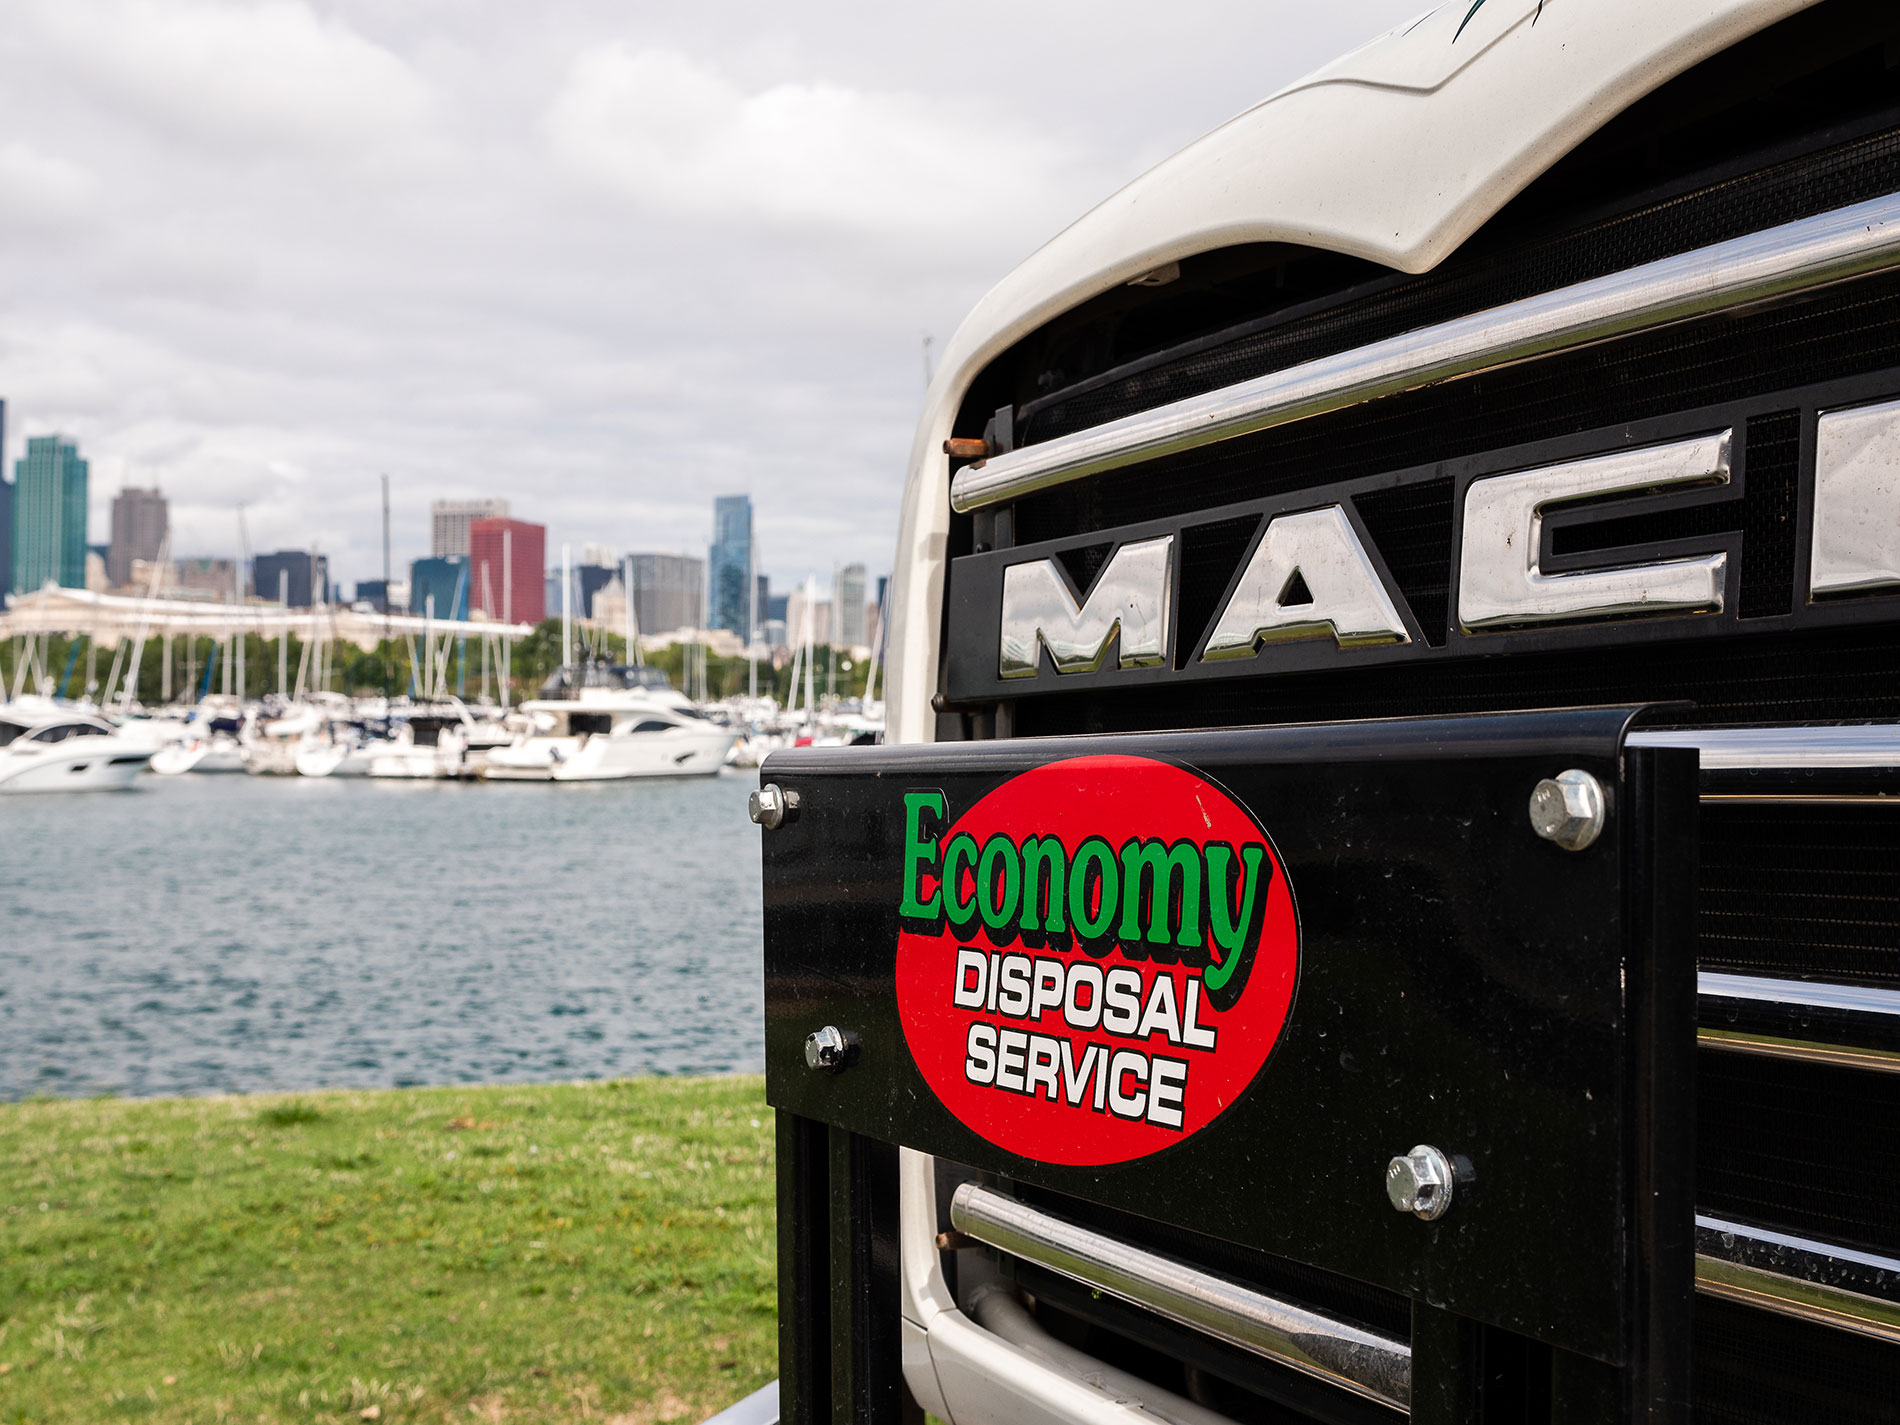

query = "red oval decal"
[{"left": 895, "top": 755, "right": 1299, "bottom": 1165}]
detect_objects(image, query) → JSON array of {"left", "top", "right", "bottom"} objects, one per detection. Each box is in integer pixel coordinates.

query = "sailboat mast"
[
  {"left": 278, "top": 568, "right": 289, "bottom": 698},
  {"left": 561, "top": 543, "right": 573, "bottom": 674},
  {"left": 381, "top": 474, "right": 392, "bottom": 699}
]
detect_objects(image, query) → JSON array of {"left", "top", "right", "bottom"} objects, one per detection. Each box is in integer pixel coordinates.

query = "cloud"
[
  {"left": 542, "top": 44, "right": 1078, "bottom": 237},
  {"left": 0, "top": 143, "right": 97, "bottom": 233},
  {"left": 27, "top": 0, "right": 432, "bottom": 155},
  {"left": 0, "top": 1, "right": 1432, "bottom": 591}
]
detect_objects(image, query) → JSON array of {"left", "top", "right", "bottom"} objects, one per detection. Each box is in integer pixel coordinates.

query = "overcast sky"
[{"left": 0, "top": 0, "right": 1426, "bottom": 593}]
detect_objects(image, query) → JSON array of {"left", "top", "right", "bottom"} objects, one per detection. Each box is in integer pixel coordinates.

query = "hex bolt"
[
  {"left": 749, "top": 783, "right": 800, "bottom": 829},
  {"left": 1386, "top": 1144, "right": 1456, "bottom": 1221},
  {"left": 804, "top": 1025, "right": 856, "bottom": 1073},
  {"left": 1528, "top": 768, "right": 1606, "bottom": 851}
]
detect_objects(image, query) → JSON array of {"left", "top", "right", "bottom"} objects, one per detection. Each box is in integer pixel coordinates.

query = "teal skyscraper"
[
  {"left": 710, "top": 493, "right": 753, "bottom": 641},
  {"left": 11, "top": 435, "right": 89, "bottom": 594}
]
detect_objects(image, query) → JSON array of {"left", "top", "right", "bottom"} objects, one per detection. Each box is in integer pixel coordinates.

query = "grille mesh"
[
  {"left": 1349, "top": 480, "right": 1454, "bottom": 648},
  {"left": 1700, "top": 1052, "right": 1900, "bottom": 1258},
  {"left": 1695, "top": 1294, "right": 1900, "bottom": 1424},
  {"left": 1701, "top": 804, "right": 1900, "bottom": 988}
]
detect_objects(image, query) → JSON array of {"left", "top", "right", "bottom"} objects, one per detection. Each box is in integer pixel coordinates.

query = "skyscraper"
[
  {"left": 709, "top": 494, "right": 753, "bottom": 641},
  {"left": 431, "top": 499, "right": 509, "bottom": 559},
  {"left": 107, "top": 487, "right": 169, "bottom": 587},
  {"left": 469, "top": 517, "right": 546, "bottom": 624},
  {"left": 11, "top": 435, "right": 88, "bottom": 594},
  {"left": 837, "top": 563, "right": 868, "bottom": 649},
  {"left": 253, "top": 550, "right": 330, "bottom": 608},
  {"left": 624, "top": 553, "right": 706, "bottom": 635},
  {"left": 787, "top": 580, "right": 832, "bottom": 648},
  {"left": 409, "top": 556, "right": 469, "bottom": 619},
  {"left": 576, "top": 563, "right": 617, "bottom": 618}
]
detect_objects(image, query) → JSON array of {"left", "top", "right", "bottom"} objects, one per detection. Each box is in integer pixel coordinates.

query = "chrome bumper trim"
[
  {"left": 1696, "top": 1216, "right": 1900, "bottom": 1344},
  {"left": 949, "top": 1182, "right": 1411, "bottom": 1413},
  {"left": 1628, "top": 723, "right": 1900, "bottom": 802},
  {"left": 1629, "top": 723, "right": 1900, "bottom": 769},
  {"left": 950, "top": 194, "right": 1900, "bottom": 513},
  {"left": 1698, "top": 972, "right": 1900, "bottom": 1074}
]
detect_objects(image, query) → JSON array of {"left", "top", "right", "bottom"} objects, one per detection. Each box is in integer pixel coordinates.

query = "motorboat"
[
  {"left": 149, "top": 698, "right": 248, "bottom": 775},
  {"left": 484, "top": 664, "right": 735, "bottom": 781},
  {"left": 0, "top": 705, "right": 155, "bottom": 792},
  {"left": 242, "top": 701, "right": 324, "bottom": 776},
  {"left": 366, "top": 713, "right": 469, "bottom": 779}
]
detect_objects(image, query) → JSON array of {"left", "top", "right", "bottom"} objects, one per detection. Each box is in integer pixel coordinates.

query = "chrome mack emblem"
[
  {"left": 1812, "top": 395, "right": 1900, "bottom": 598},
  {"left": 999, "top": 535, "right": 1173, "bottom": 678},
  {"left": 987, "top": 398, "right": 1900, "bottom": 685},
  {"left": 1458, "top": 432, "right": 1731, "bottom": 632},
  {"left": 1203, "top": 505, "right": 1410, "bottom": 658}
]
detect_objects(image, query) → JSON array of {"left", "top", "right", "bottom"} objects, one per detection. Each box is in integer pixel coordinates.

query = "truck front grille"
[{"left": 940, "top": 24, "right": 1900, "bottom": 1419}]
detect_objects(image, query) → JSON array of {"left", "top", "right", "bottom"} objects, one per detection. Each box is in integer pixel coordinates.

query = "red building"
[{"left": 469, "top": 517, "right": 546, "bottom": 625}]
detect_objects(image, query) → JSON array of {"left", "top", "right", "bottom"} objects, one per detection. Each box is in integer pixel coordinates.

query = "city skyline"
[{"left": 5, "top": 449, "right": 883, "bottom": 629}]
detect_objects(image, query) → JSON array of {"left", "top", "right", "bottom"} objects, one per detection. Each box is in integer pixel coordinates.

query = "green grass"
[{"left": 0, "top": 1078, "right": 777, "bottom": 1424}]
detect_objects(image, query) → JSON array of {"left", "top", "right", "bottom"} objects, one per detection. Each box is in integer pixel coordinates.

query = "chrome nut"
[
  {"left": 1528, "top": 769, "right": 1606, "bottom": 851},
  {"left": 749, "top": 783, "right": 799, "bottom": 829},
  {"left": 1386, "top": 1144, "right": 1455, "bottom": 1221},
  {"left": 805, "top": 1025, "right": 852, "bottom": 1072}
]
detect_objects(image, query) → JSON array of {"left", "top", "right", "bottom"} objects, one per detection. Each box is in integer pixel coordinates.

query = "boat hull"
[
  {"left": 0, "top": 747, "right": 153, "bottom": 792},
  {"left": 484, "top": 727, "right": 736, "bottom": 781},
  {"left": 149, "top": 741, "right": 209, "bottom": 776}
]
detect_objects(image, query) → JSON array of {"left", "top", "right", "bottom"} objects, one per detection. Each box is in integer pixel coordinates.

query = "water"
[{"left": 0, "top": 771, "right": 765, "bottom": 1099}]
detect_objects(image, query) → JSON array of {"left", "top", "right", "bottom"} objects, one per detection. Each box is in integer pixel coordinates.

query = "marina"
[{"left": 0, "top": 570, "right": 886, "bottom": 788}]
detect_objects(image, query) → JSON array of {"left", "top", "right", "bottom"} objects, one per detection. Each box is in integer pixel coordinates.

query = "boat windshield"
[
  {"left": 538, "top": 663, "right": 673, "bottom": 699},
  {"left": 0, "top": 719, "right": 25, "bottom": 747},
  {"left": 30, "top": 723, "right": 109, "bottom": 743}
]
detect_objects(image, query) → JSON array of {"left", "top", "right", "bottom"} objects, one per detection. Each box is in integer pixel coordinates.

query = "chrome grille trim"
[
  {"left": 1698, "top": 972, "right": 1900, "bottom": 1074},
  {"left": 1629, "top": 723, "right": 1900, "bottom": 802},
  {"left": 949, "top": 1182, "right": 1411, "bottom": 1413},
  {"left": 950, "top": 193, "right": 1900, "bottom": 513},
  {"left": 1696, "top": 1215, "right": 1900, "bottom": 1344},
  {"left": 1629, "top": 724, "right": 1900, "bottom": 769}
]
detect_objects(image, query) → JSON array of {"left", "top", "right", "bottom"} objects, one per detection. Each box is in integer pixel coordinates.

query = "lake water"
[{"left": 0, "top": 770, "right": 765, "bottom": 1099}]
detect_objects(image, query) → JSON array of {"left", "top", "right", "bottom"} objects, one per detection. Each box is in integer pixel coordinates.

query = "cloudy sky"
[{"left": 0, "top": 0, "right": 1425, "bottom": 594}]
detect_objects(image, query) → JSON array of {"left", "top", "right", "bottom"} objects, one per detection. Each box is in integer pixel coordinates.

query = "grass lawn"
[{"left": 0, "top": 1077, "right": 776, "bottom": 1425}]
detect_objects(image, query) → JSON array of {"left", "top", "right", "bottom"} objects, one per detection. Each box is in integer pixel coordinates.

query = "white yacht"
[
  {"left": 0, "top": 705, "right": 156, "bottom": 792},
  {"left": 484, "top": 665, "right": 734, "bottom": 781},
  {"left": 241, "top": 702, "right": 324, "bottom": 776},
  {"left": 366, "top": 712, "right": 469, "bottom": 780}
]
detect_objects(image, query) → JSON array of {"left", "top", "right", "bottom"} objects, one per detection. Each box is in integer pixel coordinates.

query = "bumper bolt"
[
  {"left": 1529, "top": 769, "right": 1605, "bottom": 851},
  {"left": 805, "top": 1025, "right": 856, "bottom": 1072},
  {"left": 749, "top": 783, "right": 799, "bottom": 829},
  {"left": 1387, "top": 1144, "right": 1456, "bottom": 1221}
]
